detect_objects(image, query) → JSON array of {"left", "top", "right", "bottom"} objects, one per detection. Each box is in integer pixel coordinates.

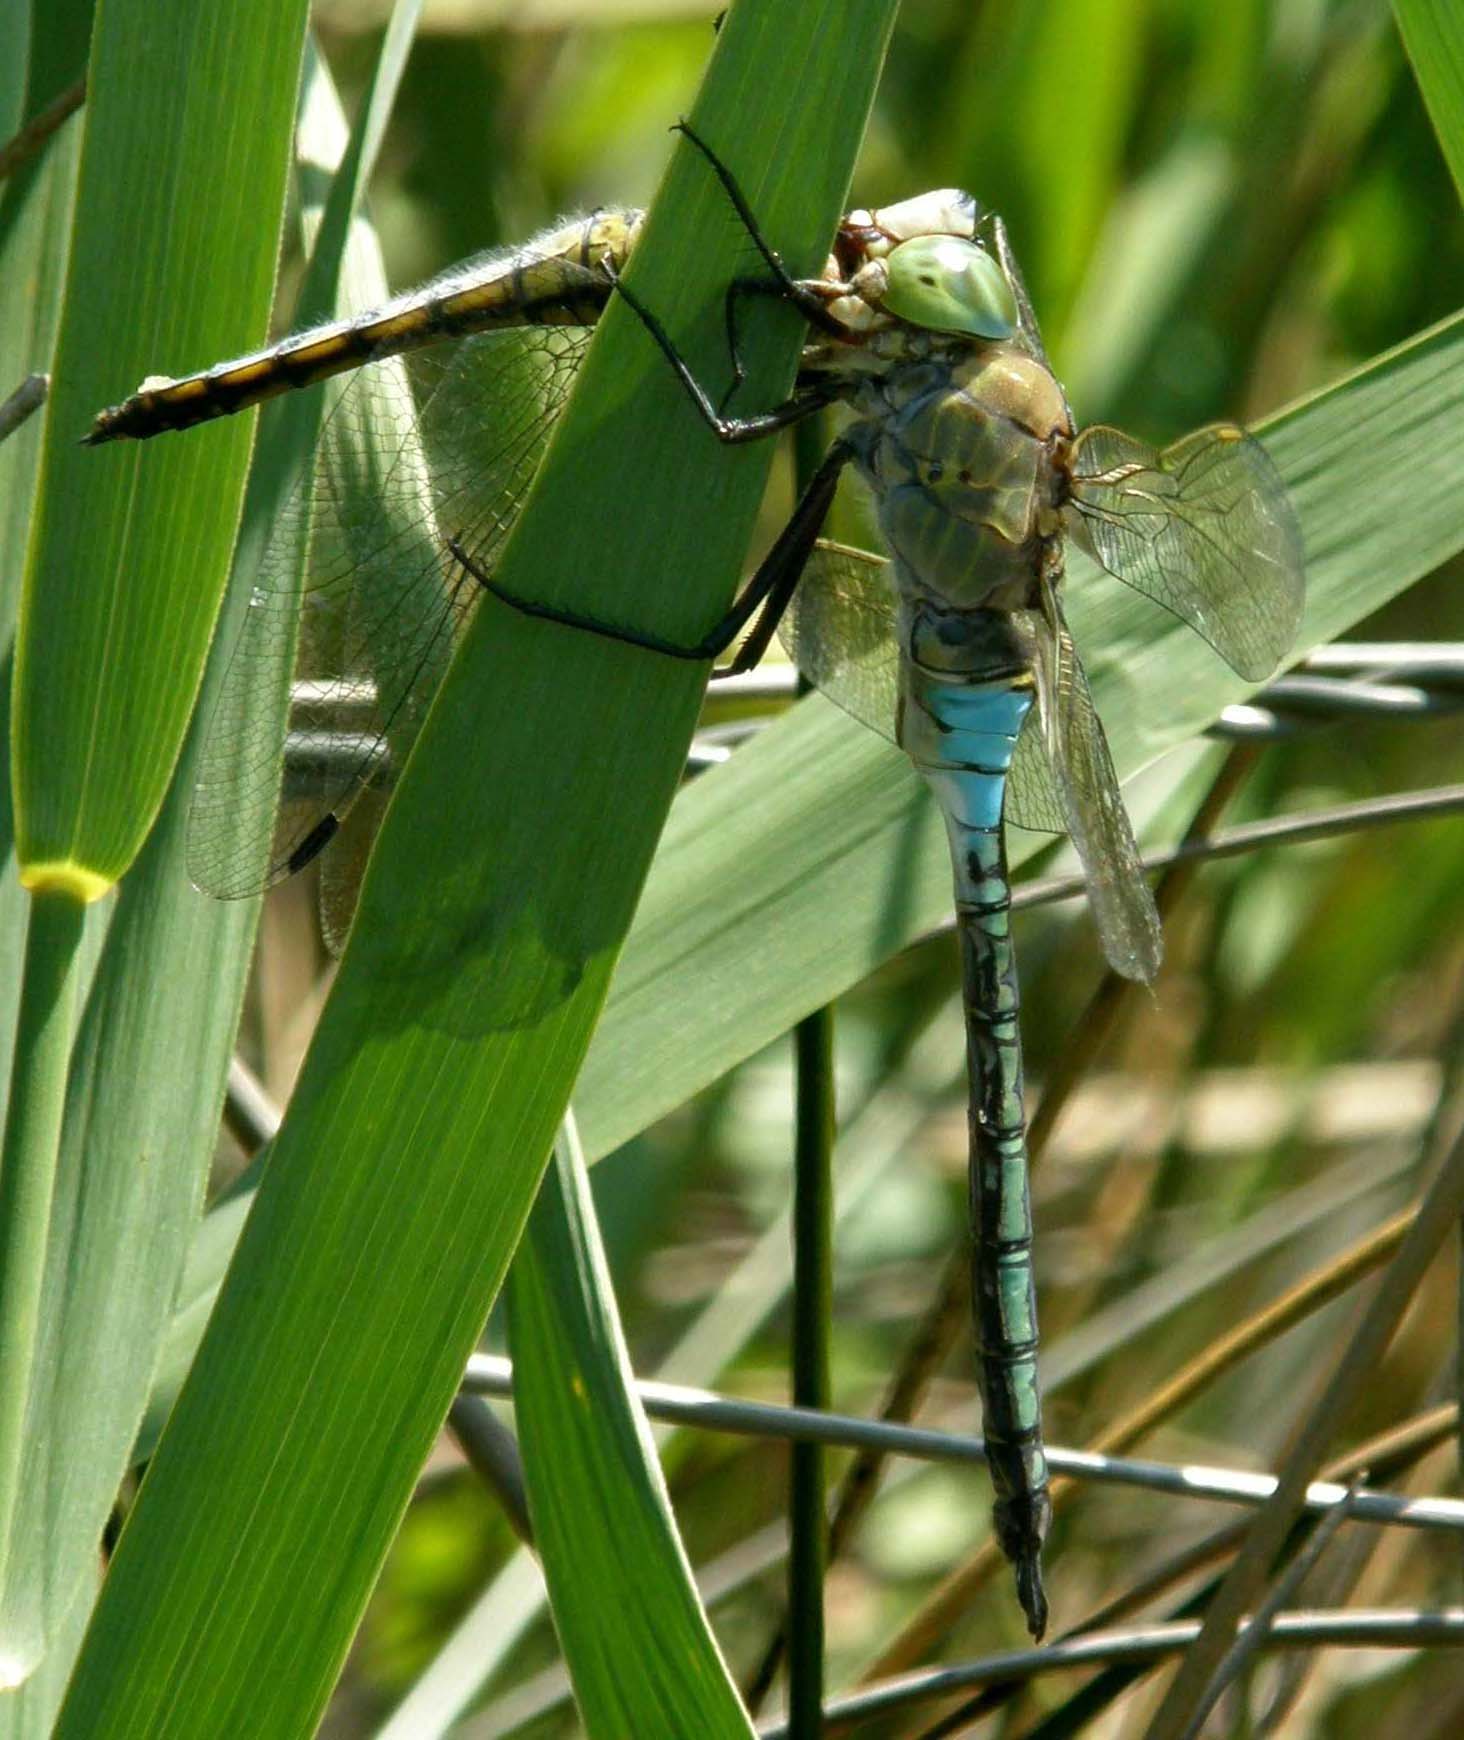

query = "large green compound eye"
[{"left": 882, "top": 235, "right": 1018, "bottom": 339}]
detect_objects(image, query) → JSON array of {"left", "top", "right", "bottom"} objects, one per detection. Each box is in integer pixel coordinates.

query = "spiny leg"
[
  {"left": 672, "top": 119, "right": 849, "bottom": 339},
  {"left": 448, "top": 436, "right": 851, "bottom": 668},
  {"left": 460, "top": 139, "right": 850, "bottom": 667},
  {"left": 669, "top": 119, "right": 853, "bottom": 413},
  {"left": 604, "top": 258, "right": 837, "bottom": 444},
  {"left": 718, "top": 274, "right": 847, "bottom": 414},
  {"left": 711, "top": 437, "right": 851, "bottom": 673}
]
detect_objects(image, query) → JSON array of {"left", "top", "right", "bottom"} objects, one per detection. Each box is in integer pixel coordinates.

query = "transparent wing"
[
  {"left": 781, "top": 540, "right": 1084, "bottom": 843},
  {"left": 979, "top": 211, "right": 1054, "bottom": 375},
  {"left": 1016, "top": 593, "right": 1163, "bottom": 983},
  {"left": 1006, "top": 711, "right": 1068, "bottom": 835},
  {"left": 187, "top": 322, "right": 591, "bottom": 912},
  {"left": 1067, "top": 422, "right": 1304, "bottom": 682},
  {"left": 779, "top": 535, "right": 1157, "bottom": 983},
  {"left": 778, "top": 539, "right": 901, "bottom": 742},
  {"left": 318, "top": 785, "right": 391, "bottom": 957}
]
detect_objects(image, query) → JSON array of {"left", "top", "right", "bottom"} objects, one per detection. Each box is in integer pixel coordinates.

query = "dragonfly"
[{"left": 89, "top": 129, "right": 1305, "bottom": 1636}]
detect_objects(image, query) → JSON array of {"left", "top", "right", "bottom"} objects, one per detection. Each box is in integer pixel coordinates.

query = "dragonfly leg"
[
  {"left": 446, "top": 437, "right": 851, "bottom": 667},
  {"left": 449, "top": 537, "right": 719, "bottom": 662},
  {"left": 719, "top": 276, "right": 848, "bottom": 414},
  {"left": 672, "top": 119, "right": 850, "bottom": 340},
  {"left": 706, "top": 436, "right": 852, "bottom": 671},
  {"left": 606, "top": 259, "right": 836, "bottom": 444}
]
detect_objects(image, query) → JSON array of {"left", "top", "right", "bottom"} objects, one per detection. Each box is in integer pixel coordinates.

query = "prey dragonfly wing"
[
  {"left": 89, "top": 134, "right": 1304, "bottom": 1634},
  {"left": 88, "top": 208, "right": 642, "bottom": 948}
]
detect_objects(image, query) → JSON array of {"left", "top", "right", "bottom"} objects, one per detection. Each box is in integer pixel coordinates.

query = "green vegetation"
[{"left": 1, "top": 2, "right": 1461, "bottom": 1735}]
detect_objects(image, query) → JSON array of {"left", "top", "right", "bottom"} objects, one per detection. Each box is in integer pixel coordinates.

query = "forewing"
[
  {"left": 1019, "top": 599, "right": 1163, "bottom": 983},
  {"left": 1067, "top": 422, "right": 1304, "bottom": 682},
  {"left": 187, "top": 322, "right": 591, "bottom": 914},
  {"left": 779, "top": 539, "right": 901, "bottom": 742}
]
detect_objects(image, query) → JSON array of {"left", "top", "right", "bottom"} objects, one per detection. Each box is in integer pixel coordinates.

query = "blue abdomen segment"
[{"left": 901, "top": 676, "right": 1051, "bottom": 1639}]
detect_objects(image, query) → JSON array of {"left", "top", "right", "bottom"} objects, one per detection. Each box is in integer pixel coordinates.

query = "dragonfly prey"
[
  {"left": 89, "top": 132, "right": 1304, "bottom": 1635},
  {"left": 89, "top": 205, "right": 644, "bottom": 938}
]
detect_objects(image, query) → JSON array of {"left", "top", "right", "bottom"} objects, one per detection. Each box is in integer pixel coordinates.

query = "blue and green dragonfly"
[{"left": 89, "top": 133, "right": 1304, "bottom": 1635}]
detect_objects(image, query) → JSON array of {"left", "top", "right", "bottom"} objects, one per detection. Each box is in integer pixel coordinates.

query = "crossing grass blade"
[
  {"left": 507, "top": 1117, "right": 755, "bottom": 1737},
  {"left": 54, "top": 4, "right": 896, "bottom": 1734}
]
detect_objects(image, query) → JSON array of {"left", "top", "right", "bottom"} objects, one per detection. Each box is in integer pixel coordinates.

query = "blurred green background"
[{"left": 233, "top": 1, "right": 1464, "bottom": 1733}]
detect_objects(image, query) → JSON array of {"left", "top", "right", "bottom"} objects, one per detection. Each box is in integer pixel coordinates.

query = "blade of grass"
[
  {"left": 350, "top": 1004, "right": 955, "bottom": 1740},
  {"left": 0, "top": 0, "right": 89, "bottom": 1104},
  {"left": 0, "top": 1, "right": 308, "bottom": 1663},
  {"left": 0, "top": 34, "right": 105, "bottom": 1637},
  {"left": 0, "top": 1577, "right": 93, "bottom": 1740},
  {"left": 12, "top": 0, "right": 309, "bottom": 896},
  {"left": 0, "top": 18, "right": 421, "bottom": 1703},
  {"left": 54, "top": 7, "right": 896, "bottom": 1734},
  {"left": 1394, "top": 0, "right": 1464, "bottom": 203},
  {"left": 508, "top": 1115, "right": 754, "bottom": 1737},
  {"left": 0, "top": 889, "right": 85, "bottom": 1681}
]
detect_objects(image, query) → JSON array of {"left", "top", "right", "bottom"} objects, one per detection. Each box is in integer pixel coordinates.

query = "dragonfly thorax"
[{"left": 846, "top": 343, "right": 1071, "bottom": 615}]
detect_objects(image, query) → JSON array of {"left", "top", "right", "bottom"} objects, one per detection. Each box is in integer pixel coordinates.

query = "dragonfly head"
[{"left": 835, "top": 192, "right": 1018, "bottom": 342}]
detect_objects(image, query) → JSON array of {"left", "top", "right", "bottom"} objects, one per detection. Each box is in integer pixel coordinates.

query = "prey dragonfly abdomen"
[
  {"left": 86, "top": 204, "right": 649, "bottom": 943},
  {"left": 86, "top": 208, "right": 642, "bottom": 444}
]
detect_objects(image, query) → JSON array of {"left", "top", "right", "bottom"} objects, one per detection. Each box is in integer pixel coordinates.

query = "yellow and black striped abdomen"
[{"left": 87, "top": 208, "right": 643, "bottom": 444}]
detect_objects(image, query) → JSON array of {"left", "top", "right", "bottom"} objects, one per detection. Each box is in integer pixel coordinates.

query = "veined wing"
[
  {"left": 1067, "top": 422, "right": 1304, "bottom": 682},
  {"left": 779, "top": 539, "right": 1157, "bottom": 975},
  {"left": 778, "top": 539, "right": 901, "bottom": 742},
  {"left": 977, "top": 210, "right": 1054, "bottom": 377},
  {"left": 1019, "top": 589, "right": 1163, "bottom": 983},
  {"left": 186, "top": 321, "right": 592, "bottom": 934},
  {"left": 782, "top": 541, "right": 1076, "bottom": 840}
]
